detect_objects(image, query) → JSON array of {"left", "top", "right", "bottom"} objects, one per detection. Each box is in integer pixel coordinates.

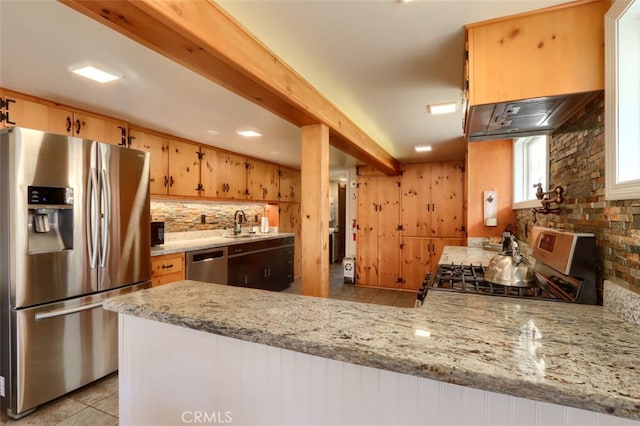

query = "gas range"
[{"left": 416, "top": 228, "right": 598, "bottom": 306}]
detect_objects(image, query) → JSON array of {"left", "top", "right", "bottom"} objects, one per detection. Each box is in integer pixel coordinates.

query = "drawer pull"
[{"left": 162, "top": 264, "right": 174, "bottom": 269}]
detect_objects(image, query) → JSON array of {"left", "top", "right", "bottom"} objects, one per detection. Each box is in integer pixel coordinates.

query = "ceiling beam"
[{"left": 59, "top": 0, "right": 400, "bottom": 176}]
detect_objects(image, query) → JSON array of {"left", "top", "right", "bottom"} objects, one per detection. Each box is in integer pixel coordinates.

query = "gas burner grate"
[{"left": 427, "top": 263, "right": 577, "bottom": 302}]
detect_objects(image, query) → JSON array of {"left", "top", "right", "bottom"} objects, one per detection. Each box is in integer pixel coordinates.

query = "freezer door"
[
  {"left": 4, "top": 282, "right": 149, "bottom": 418},
  {"left": 97, "top": 143, "right": 150, "bottom": 290},
  {"left": 4, "top": 128, "right": 97, "bottom": 308}
]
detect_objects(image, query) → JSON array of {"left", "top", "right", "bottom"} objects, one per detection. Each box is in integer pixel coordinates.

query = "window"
[
  {"left": 513, "top": 135, "right": 548, "bottom": 208},
  {"left": 605, "top": 0, "right": 640, "bottom": 200}
]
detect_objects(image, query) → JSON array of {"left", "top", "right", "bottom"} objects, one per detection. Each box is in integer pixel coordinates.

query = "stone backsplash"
[
  {"left": 151, "top": 200, "right": 267, "bottom": 233},
  {"left": 514, "top": 92, "right": 640, "bottom": 300}
]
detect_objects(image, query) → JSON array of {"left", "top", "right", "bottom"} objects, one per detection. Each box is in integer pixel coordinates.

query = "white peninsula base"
[{"left": 117, "top": 314, "right": 637, "bottom": 426}]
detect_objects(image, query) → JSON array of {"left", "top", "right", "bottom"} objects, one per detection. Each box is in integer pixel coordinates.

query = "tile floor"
[
  {"left": 284, "top": 262, "right": 418, "bottom": 308},
  {"left": 1, "top": 263, "right": 417, "bottom": 424},
  {"left": 1, "top": 372, "right": 119, "bottom": 425}
]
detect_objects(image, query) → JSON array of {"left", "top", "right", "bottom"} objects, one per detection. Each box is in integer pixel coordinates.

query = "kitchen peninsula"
[{"left": 105, "top": 258, "right": 640, "bottom": 425}]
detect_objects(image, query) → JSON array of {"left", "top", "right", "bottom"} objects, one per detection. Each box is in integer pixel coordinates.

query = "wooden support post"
[{"left": 301, "top": 123, "right": 330, "bottom": 297}]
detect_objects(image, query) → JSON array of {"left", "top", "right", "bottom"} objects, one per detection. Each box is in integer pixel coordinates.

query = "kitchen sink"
[{"left": 223, "top": 234, "right": 255, "bottom": 239}]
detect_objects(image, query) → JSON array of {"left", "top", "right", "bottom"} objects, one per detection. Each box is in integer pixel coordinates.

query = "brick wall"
[
  {"left": 151, "top": 200, "right": 267, "bottom": 233},
  {"left": 515, "top": 92, "right": 640, "bottom": 297}
]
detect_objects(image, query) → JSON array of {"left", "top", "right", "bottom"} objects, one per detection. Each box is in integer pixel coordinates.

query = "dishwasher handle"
[{"left": 191, "top": 249, "right": 226, "bottom": 263}]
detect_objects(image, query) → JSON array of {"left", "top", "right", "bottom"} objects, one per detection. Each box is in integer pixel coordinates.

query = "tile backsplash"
[{"left": 151, "top": 200, "right": 267, "bottom": 233}]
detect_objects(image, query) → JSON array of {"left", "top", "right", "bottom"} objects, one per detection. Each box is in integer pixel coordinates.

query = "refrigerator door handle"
[
  {"left": 34, "top": 301, "right": 104, "bottom": 320},
  {"left": 87, "top": 167, "right": 99, "bottom": 268},
  {"left": 99, "top": 168, "right": 110, "bottom": 268}
]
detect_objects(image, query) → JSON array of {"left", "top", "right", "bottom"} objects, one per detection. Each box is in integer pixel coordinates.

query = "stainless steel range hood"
[{"left": 465, "top": 90, "right": 602, "bottom": 141}]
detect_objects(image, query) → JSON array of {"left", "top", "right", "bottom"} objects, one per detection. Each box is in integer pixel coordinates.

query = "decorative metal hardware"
[
  {"left": 531, "top": 183, "right": 565, "bottom": 223},
  {"left": 118, "top": 126, "right": 127, "bottom": 146},
  {"left": 0, "top": 98, "right": 16, "bottom": 125}
]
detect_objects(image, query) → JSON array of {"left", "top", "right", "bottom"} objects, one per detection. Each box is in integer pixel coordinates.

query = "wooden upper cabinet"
[
  {"left": 168, "top": 139, "right": 200, "bottom": 197},
  {"left": 247, "top": 160, "right": 279, "bottom": 201},
  {"left": 129, "top": 127, "right": 170, "bottom": 195},
  {"left": 199, "top": 146, "right": 219, "bottom": 197},
  {"left": 215, "top": 151, "right": 248, "bottom": 200},
  {"left": 429, "top": 162, "right": 465, "bottom": 237},
  {"left": 465, "top": 0, "right": 608, "bottom": 106},
  {"left": 72, "top": 111, "right": 127, "bottom": 146},
  {"left": 279, "top": 167, "right": 301, "bottom": 203},
  {"left": 0, "top": 89, "right": 127, "bottom": 144},
  {"left": 1, "top": 92, "right": 72, "bottom": 134},
  {"left": 401, "top": 161, "right": 465, "bottom": 238}
]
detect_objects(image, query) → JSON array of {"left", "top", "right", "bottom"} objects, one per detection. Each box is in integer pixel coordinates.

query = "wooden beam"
[
  {"left": 59, "top": 0, "right": 400, "bottom": 176},
  {"left": 300, "top": 124, "right": 330, "bottom": 298}
]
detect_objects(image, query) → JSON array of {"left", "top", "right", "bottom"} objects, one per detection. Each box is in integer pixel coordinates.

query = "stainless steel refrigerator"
[{"left": 0, "top": 127, "right": 151, "bottom": 418}]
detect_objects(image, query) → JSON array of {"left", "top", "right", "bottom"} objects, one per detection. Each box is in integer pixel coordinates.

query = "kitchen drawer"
[{"left": 151, "top": 252, "right": 185, "bottom": 287}]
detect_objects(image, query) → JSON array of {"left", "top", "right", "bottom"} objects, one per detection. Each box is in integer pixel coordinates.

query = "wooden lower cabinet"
[
  {"left": 151, "top": 252, "right": 185, "bottom": 287},
  {"left": 399, "top": 237, "right": 464, "bottom": 290}
]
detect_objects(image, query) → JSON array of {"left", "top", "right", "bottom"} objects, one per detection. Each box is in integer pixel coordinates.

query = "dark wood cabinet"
[{"left": 227, "top": 237, "right": 294, "bottom": 291}]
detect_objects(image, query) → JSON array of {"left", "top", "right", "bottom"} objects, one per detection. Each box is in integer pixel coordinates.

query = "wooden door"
[
  {"left": 401, "top": 163, "right": 432, "bottom": 237},
  {"left": 376, "top": 176, "right": 400, "bottom": 288},
  {"left": 73, "top": 111, "right": 127, "bottom": 146},
  {"left": 216, "top": 151, "right": 247, "bottom": 199},
  {"left": 199, "top": 146, "right": 219, "bottom": 199},
  {"left": 247, "top": 160, "right": 279, "bottom": 201},
  {"left": 430, "top": 161, "right": 465, "bottom": 238},
  {"left": 278, "top": 167, "right": 301, "bottom": 203},
  {"left": 279, "top": 202, "right": 301, "bottom": 277},
  {"left": 356, "top": 176, "right": 378, "bottom": 286},
  {"left": 168, "top": 139, "right": 200, "bottom": 197},
  {"left": 129, "top": 127, "right": 169, "bottom": 195},
  {"left": 400, "top": 237, "right": 435, "bottom": 291},
  {"left": 0, "top": 92, "right": 71, "bottom": 135}
]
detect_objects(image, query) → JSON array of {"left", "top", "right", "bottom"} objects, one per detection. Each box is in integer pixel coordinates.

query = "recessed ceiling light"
[
  {"left": 206, "top": 130, "right": 220, "bottom": 135},
  {"left": 427, "top": 102, "right": 457, "bottom": 115},
  {"left": 70, "top": 65, "right": 122, "bottom": 83},
  {"left": 415, "top": 145, "right": 432, "bottom": 153},
  {"left": 237, "top": 130, "right": 262, "bottom": 138}
]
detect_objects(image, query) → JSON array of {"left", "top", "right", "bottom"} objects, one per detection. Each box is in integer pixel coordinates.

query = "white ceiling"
[{"left": 0, "top": 0, "right": 567, "bottom": 180}]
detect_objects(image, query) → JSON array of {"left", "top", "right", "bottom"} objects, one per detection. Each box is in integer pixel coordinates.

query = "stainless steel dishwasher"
[{"left": 185, "top": 247, "right": 228, "bottom": 284}]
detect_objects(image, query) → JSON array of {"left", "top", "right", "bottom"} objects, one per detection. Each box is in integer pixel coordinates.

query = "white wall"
[{"left": 119, "top": 314, "right": 640, "bottom": 426}]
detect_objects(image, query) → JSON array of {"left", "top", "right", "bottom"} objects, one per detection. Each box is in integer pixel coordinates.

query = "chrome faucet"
[{"left": 233, "top": 210, "right": 247, "bottom": 235}]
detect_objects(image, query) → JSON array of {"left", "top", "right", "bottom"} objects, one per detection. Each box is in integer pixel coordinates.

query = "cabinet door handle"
[
  {"left": 169, "top": 176, "right": 174, "bottom": 187},
  {"left": 164, "top": 176, "right": 169, "bottom": 188},
  {"left": 66, "top": 116, "right": 72, "bottom": 133},
  {"left": 1, "top": 98, "right": 16, "bottom": 125},
  {"left": 75, "top": 119, "right": 81, "bottom": 135},
  {"left": 118, "top": 126, "right": 127, "bottom": 146}
]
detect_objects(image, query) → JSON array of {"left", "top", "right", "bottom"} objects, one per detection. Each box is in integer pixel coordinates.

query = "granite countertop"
[
  {"left": 438, "top": 245, "right": 499, "bottom": 266},
  {"left": 104, "top": 279, "right": 640, "bottom": 420},
  {"left": 150, "top": 232, "right": 294, "bottom": 256}
]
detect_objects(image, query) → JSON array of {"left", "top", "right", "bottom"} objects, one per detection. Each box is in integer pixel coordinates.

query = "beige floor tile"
[
  {"left": 69, "top": 373, "right": 118, "bottom": 406},
  {"left": 0, "top": 397, "right": 88, "bottom": 426},
  {"left": 93, "top": 392, "right": 119, "bottom": 418},
  {"left": 56, "top": 406, "right": 118, "bottom": 426}
]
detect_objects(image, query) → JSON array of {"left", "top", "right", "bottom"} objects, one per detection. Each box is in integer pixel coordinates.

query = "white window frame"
[
  {"left": 605, "top": 0, "right": 640, "bottom": 200},
  {"left": 513, "top": 135, "right": 549, "bottom": 209}
]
